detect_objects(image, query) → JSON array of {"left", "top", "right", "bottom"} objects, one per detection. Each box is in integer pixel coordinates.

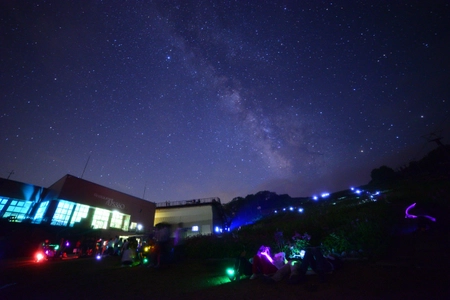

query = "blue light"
[
  {"left": 289, "top": 207, "right": 293, "bottom": 211},
  {"left": 312, "top": 196, "right": 318, "bottom": 201},
  {"left": 298, "top": 208, "right": 303, "bottom": 213},
  {"left": 321, "top": 193, "right": 330, "bottom": 198}
]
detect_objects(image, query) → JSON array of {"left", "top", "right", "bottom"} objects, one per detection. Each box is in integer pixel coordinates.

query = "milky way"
[{"left": 1, "top": 1, "right": 449, "bottom": 203}]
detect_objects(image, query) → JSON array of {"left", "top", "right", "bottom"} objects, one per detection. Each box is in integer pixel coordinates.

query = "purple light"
[
  {"left": 260, "top": 249, "right": 273, "bottom": 264},
  {"left": 405, "top": 203, "right": 417, "bottom": 219},
  {"left": 425, "top": 215, "right": 437, "bottom": 222},
  {"left": 405, "top": 203, "right": 436, "bottom": 222}
]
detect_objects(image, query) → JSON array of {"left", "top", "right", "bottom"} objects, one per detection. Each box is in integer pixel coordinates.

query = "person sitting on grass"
[
  {"left": 121, "top": 244, "right": 136, "bottom": 266},
  {"left": 250, "top": 246, "right": 286, "bottom": 279},
  {"left": 266, "top": 247, "right": 334, "bottom": 284},
  {"left": 229, "top": 249, "right": 253, "bottom": 281}
]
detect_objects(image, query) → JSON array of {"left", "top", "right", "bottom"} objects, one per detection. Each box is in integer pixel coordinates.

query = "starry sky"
[{"left": 1, "top": 1, "right": 449, "bottom": 204}]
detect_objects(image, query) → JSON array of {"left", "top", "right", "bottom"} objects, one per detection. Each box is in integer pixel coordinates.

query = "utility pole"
[{"left": 7, "top": 170, "right": 14, "bottom": 179}]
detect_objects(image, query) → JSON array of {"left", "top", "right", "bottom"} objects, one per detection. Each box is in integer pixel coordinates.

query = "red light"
[{"left": 36, "top": 252, "right": 45, "bottom": 262}]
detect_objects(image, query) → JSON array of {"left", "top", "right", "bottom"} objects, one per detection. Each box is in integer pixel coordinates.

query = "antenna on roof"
[
  {"left": 7, "top": 170, "right": 14, "bottom": 179},
  {"left": 81, "top": 155, "right": 91, "bottom": 179},
  {"left": 143, "top": 184, "right": 147, "bottom": 200}
]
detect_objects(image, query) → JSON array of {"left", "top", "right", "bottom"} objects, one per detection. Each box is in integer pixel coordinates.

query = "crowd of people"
[
  {"left": 231, "top": 244, "right": 340, "bottom": 284},
  {"left": 38, "top": 225, "right": 340, "bottom": 286},
  {"left": 36, "top": 221, "right": 187, "bottom": 268},
  {"left": 114, "top": 222, "right": 186, "bottom": 267}
]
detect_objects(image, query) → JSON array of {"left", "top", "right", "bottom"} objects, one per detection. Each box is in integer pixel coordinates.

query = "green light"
[{"left": 226, "top": 268, "right": 235, "bottom": 276}]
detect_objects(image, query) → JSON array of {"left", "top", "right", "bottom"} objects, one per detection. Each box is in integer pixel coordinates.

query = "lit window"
[
  {"left": 3, "top": 199, "right": 32, "bottom": 222},
  {"left": 69, "top": 204, "right": 90, "bottom": 227},
  {"left": 51, "top": 200, "right": 74, "bottom": 226},
  {"left": 91, "top": 208, "right": 110, "bottom": 229},
  {"left": 109, "top": 211, "right": 125, "bottom": 229},
  {"left": 33, "top": 201, "right": 49, "bottom": 224},
  {"left": 192, "top": 225, "right": 199, "bottom": 232},
  {"left": 122, "top": 215, "right": 130, "bottom": 231},
  {"left": 0, "top": 197, "right": 9, "bottom": 211}
]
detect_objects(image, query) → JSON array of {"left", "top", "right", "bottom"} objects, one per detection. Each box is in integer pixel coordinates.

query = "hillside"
[{"left": 224, "top": 144, "right": 450, "bottom": 230}]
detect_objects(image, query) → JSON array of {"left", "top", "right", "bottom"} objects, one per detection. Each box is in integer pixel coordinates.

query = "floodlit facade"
[
  {"left": 154, "top": 198, "right": 227, "bottom": 236},
  {"left": 0, "top": 175, "right": 155, "bottom": 234}
]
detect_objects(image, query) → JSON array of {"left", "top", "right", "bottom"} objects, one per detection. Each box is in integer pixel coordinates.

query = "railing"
[{"left": 156, "top": 197, "right": 220, "bottom": 207}]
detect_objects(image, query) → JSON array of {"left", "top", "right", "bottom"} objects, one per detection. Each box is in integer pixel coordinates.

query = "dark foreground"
[
  {"left": 1, "top": 247, "right": 448, "bottom": 300},
  {"left": 1, "top": 229, "right": 449, "bottom": 300}
]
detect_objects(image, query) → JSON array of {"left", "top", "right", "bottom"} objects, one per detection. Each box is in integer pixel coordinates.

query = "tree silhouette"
[{"left": 370, "top": 165, "right": 398, "bottom": 185}]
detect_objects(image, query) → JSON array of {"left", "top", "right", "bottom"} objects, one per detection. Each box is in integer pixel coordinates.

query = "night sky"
[{"left": 1, "top": 1, "right": 449, "bottom": 204}]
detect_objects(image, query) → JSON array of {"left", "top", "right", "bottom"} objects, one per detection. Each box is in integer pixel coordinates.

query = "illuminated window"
[
  {"left": 130, "top": 222, "right": 137, "bottom": 230},
  {"left": 3, "top": 199, "right": 32, "bottom": 222},
  {"left": 69, "top": 204, "right": 90, "bottom": 227},
  {"left": 0, "top": 197, "right": 9, "bottom": 212},
  {"left": 192, "top": 225, "right": 199, "bottom": 232},
  {"left": 33, "top": 201, "right": 49, "bottom": 224},
  {"left": 122, "top": 215, "right": 130, "bottom": 231},
  {"left": 92, "top": 208, "right": 110, "bottom": 229},
  {"left": 51, "top": 200, "right": 74, "bottom": 226},
  {"left": 110, "top": 211, "right": 125, "bottom": 229}
]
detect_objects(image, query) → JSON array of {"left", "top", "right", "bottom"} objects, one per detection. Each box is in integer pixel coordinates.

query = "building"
[
  {"left": 0, "top": 174, "right": 156, "bottom": 235},
  {"left": 154, "top": 197, "right": 228, "bottom": 236},
  {"left": 0, "top": 175, "right": 227, "bottom": 259}
]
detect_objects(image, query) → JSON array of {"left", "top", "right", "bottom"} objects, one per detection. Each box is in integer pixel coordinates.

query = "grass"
[{"left": 1, "top": 251, "right": 448, "bottom": 300}]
